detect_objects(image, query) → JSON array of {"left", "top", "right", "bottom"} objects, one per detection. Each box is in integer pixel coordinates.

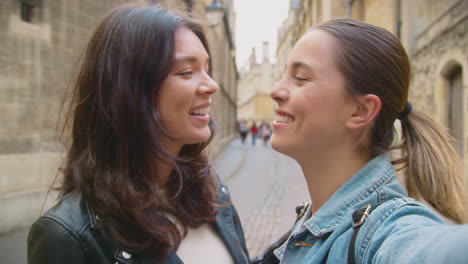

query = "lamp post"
[{"left": 206, "top": 0, "right": 224, "bottom": 27}]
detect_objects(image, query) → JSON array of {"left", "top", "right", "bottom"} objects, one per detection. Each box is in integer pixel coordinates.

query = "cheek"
[
  {"left": 159, "top": 86, "right": 192, "bottom": 115},
  {"left": 157, "top": 96, "right": 186, "bottom": 131}
]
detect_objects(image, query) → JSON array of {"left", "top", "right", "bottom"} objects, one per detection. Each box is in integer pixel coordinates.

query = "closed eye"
[
  {"left": 294, "top": 76, "right": 308, "bottom": 81},
  {"left": 178, "top": 71, "right": 193, "bottom": 76}
]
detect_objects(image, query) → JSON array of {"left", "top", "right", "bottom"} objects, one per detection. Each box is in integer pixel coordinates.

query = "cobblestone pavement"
[{"left": 214, "top": 138, "right": 309, "bottom": 258}]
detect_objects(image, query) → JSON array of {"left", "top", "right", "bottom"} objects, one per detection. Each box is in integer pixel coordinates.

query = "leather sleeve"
[{"left": 27, "top": 217, "right": 87, "bottom": 264}]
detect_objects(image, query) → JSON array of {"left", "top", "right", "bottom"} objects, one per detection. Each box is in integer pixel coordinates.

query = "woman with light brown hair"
[
  {"left": 27, "top": 3, "right": 249, "bottom": 264},
  {"left": 254, "top": 18, "right": 468, "bottom": 263}
]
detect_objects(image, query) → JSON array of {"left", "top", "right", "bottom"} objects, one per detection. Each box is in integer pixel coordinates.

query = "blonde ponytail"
[{"left": 399, "top": 109, "right": 468, "bottom": 224}]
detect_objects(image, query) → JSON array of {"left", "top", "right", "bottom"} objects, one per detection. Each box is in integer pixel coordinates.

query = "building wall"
[
  {"left": 363, "top": 0, "right": 397, "bottom": 33},
  {"left": 275, "top": 7, "right": 296, "bottom": 81},
  {"left": 0, "top": 0, "right": 238, "bottom": 234},
  {"left": 196, "top": 0, "right": 238, "bottom": 156},
  {"left": 274, "top": 0, "right": 348, "bottom": 82},
  {"left": 0, "top": 0, "right": 128, "bottom": 235},
  {"left": 237, "top": 45, "right": 276, "bottom": 124},
  {"left": 408, "top": 1, "right": 468, "bottom": 174},
  {"left": 400, "top": 0, "right": 460, "bottom": 54}
]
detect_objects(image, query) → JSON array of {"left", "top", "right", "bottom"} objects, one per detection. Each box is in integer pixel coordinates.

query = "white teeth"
[
  {"left": 275, "top": 114, "right": 293, "bottom": 123},
  {"left": 190, "top": 106, "right": 210, "bottom": 115}
]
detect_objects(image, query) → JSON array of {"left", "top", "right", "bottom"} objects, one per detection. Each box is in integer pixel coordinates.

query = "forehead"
[
  {"left": 173, "top": 27, "right": 208, "bottom": 58},
  {"left": 287, "top": 29, "right": 337, "bottom": 69}
]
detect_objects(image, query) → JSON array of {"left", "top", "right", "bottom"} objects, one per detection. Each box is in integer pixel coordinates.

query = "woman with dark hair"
[
  {"left": 254, "top": 18, "right": 468, "bottom": 263},
  {"left": 27, "top": 3, "right": 249, "bottom": 264}
]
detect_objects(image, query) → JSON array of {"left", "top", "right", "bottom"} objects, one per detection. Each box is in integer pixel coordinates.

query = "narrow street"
[{"left": 214, "top": 138, "right": 309, "bottom": 258}]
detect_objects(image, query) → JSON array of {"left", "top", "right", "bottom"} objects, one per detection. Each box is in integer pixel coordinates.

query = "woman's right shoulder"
[
  {"left": 28, "top": 192, "right": 91, "bottom": 247},
  {"left": 40, "top": 192, "right": 90, "bottom": 230},
  {"left": 27, "top": 192, "right": 89, "bottom": 263},
  {"left": 363, "top": 197, "right": 446, "bottom": 235},
  {"left": 359, "top": 198, "right": 468, "bottom": 263}
]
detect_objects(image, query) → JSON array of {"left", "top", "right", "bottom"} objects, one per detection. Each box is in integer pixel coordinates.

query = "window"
[
  {"left": 20, "top": 2, "right": 33, "bottom": 22},
  {"left": 447, "top": 66, "right": 464, "bottom": 157},
  {"left": 20, "top": 0, "right": 40, "bottom": 23}
]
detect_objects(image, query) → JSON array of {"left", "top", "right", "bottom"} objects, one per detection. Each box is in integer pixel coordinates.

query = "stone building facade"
[
  {"left": 275, "top": 0, "right": 468, "bottom": 178},
  {"left": 0, "top": 0, "right": 237, "bottom": 234},
  {"left": 202, "top": 0, "right": 239, "bottom": 153},
  {"left": 403, "top": 0, "right": 468, "bottom": 173},
  {"left": 237, "top": 42, "right": 276, "bottom": 123}
]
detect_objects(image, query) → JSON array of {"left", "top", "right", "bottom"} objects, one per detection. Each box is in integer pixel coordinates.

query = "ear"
[{"left": 346, "top": 94, "right": 381, "bottom": 129}]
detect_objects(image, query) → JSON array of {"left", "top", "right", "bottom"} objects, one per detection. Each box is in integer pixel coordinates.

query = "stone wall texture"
[
  {"left": 410, "top": 15, "right": 468, "bottom": 173},
  {"left": 0, "top": 0, "right": 128, "bottom": 235}
]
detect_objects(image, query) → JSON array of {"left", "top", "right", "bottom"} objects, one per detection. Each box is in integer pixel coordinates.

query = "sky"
[{"left": 233, "top": 0, "right": 290, "bottom": 70}]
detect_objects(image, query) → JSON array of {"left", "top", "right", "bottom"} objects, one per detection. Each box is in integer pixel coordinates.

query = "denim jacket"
[
  {"left": 274, "top": 155, "right": 468, "bottom": 263},
  {"left": 27, "top": 181, "right": 249, "bottom": 264}
]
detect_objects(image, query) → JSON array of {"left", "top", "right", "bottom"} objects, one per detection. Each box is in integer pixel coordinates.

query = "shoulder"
[
  {"left": 371, "top": 197, "right": 444, "bottom": 225},
  {"left": 356, "top": 198, "right": 447, "bottom": 263},
  {"left": 360, "top": 197, "right": 445, "bottom": 239},
  {"left": 41, "top": 192, "right": 91, "bottom": 233},
  {"left": 28, "top": 192, "right": 89, "bottom": 262}
]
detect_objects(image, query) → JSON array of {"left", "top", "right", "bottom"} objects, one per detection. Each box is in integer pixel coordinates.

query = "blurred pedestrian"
[
  {"left": 27, "top": 3, "right": 249, "bottom": 264},
  {"left": 250, "top": 121, "right": 258, "bottom": 146},
  {"left": 255, "top": 18, "right": 468, "bottom": 263},
  {"left": 261, "top": 123, "right": 272, "bottom": 146},
  {"left": 238, "top": 120, "right": 249, "bottom": 144}
]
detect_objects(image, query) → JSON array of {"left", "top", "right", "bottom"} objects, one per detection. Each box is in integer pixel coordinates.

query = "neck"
[
  {"left": 297, "top": 146, "right": 370, "bottom": 212},
  {"left": 157, "top": 161, "right": 173, "bottom": 187},
  {"left": 158, "top": 142, "right": 183, "bottom": 187}
]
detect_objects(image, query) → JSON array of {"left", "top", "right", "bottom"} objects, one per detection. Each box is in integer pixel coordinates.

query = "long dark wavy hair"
[{"left": 59, "top": 3, "right": 218, "bottom": 259}]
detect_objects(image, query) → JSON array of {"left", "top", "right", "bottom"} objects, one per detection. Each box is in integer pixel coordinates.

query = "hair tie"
[{"left": 398, "top": 102, "right": 412, "bottom": 120}]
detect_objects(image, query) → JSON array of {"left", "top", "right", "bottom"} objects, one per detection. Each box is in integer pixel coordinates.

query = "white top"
[{"left": 176, "top": 223, "right": 234, "bottom": 264}]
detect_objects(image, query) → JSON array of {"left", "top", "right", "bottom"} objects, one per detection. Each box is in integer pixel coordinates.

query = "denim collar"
[{"left": 300, "top": 154, "right": 396, "bottom": 237}]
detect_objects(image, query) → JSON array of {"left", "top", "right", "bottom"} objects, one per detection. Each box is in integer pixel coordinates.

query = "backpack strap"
[{"left": 348, "top": 204, "right": 380, "bottom": 264}]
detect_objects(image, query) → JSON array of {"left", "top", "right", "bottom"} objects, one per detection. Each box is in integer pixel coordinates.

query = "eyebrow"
[
  {"left": 173, "top": 56, "right": 210, "bottom": 65},
  {"left": 290, "top": 61, "right": 315, "bottom": 72}
]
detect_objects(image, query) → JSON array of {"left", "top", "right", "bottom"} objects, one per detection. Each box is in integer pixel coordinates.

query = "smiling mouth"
[
  {"left": 190, "top": 105, "right": 210, "bottom": 116},
  {"left": 275, "top": 112, "right": 295, "bottom": 123}
]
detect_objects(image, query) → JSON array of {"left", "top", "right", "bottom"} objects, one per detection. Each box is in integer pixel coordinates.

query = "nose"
[
  {"left": 199, "top": 72, "right": 219, "bottom": 95},
  {"left": 270, "top": 79, "right": 289, "bottom": 103}
]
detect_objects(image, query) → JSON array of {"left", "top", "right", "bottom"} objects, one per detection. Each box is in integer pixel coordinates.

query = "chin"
[
  {"left": 270, "top": 135, "right": 284, "bottom": 152},
  {"left": 271, "top": 135, "right": 296, "bottom": 158},
  {"left": 186, "top": 130, "right": 212, "bottom": 145}
]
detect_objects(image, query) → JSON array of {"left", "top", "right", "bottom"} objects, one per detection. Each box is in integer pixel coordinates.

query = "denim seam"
[
  {"left": 375, "top": 174, "right": 393, "bottom": 204},
  {"left": 306, "top": 167, "right": 395, "bottom": 236},
  {"left": 358, "top": 198, "right": 419, "bottom": 263}
]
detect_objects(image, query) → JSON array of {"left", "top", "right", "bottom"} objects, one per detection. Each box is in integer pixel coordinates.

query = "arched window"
[
  {"left": 19, "top": 0, "right": 40, "bottom": 22},
  {"left": 447, "top": 65, "right": 464, "bottom": 157}
]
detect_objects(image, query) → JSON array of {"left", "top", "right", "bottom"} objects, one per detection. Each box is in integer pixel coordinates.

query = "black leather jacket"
[{"left": 27, "top": 183, "right": 250, "bottom": 264}]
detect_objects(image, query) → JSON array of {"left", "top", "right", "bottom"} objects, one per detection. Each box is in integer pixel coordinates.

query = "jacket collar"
[
  {"left": 84, "top": 200, "right": 99, "bottom": 229},
  {"left": 301, "top": 154, "right": 397, "bottom": 237},
  {"left": 83, "top": 181, "right": 244, "bottom": 264},
  {"left": 214, "top": 182, "right": 250, "bottom": 263},
  {"left": 84, "top": 199, "right": 183, "bottom": 264}
]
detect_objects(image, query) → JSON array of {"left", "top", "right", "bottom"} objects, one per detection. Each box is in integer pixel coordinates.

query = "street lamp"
[{"left": 206, "top": 0, "right": 224, "bottom": 27}]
